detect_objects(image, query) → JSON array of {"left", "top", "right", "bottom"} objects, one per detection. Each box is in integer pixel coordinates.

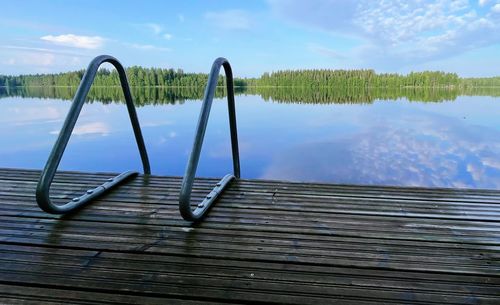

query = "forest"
[
  {"left": 246, "top": 70, "right": 463, "bottom": 87},
  {"left": 1, "top": 66, "right": 499, "bottom": 88},
  {"left": 0, "top": 67, "right": 237, "bottom": 88}
]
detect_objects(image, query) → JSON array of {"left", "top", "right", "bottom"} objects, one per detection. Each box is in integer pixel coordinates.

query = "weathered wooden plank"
[
  {"left": 2, "top": 188, "right": 500, "bottom": 223},
  {"left": 2, "top": 208, "right": 499, "bottom": 247},
  {"left": 2, "top": 215, "right": 498, "bottom": 257},
  {"left": 3, "top": 172, "right": 498, "bottom": 208},
  {"left": 0, "top": 168, "right": 498, "bottom": 304},
  {"left": 0, "top": 211, "right": 498, "bottom": 275},
  {"left": 1, "top": 168, "right": 499, "bottom": 199},
  {"left": 0, "top": 284, "right": 228, "bottom": 305},
  {"left": 4, "top": 180, "right": 500, "bottom": 213},
  {"left": 1, "top": 211, "right": 500, "bottom": 254},
  {"left": 1, "top": 255, "right": 498, "bottom": 304}
]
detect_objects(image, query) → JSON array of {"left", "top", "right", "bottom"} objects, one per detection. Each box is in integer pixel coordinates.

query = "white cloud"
[
  {"left": 269, "top": 0, "right": 500, "bottom": 68},
  {"left": 40, "top": 34, "right": 104, "bottom": 49},
  {"left": 178, "top": 14, "right": 185, "bottom": 22},
  {"left": 163, "top": 33, "right": 173, "bottom": 40},
  {"left": 205, "top": 10, "right": 252, "bottom": 30},
  {"left": 73, "top": 122, "right": 110, "bottom": 136}
]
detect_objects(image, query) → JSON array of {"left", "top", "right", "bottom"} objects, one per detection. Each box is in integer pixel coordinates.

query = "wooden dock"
[{"left": 0, "top": 168, "right": 498, "bottom": 304}]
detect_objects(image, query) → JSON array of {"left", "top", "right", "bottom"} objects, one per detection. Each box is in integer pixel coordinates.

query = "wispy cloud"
[
  {"left": 137, "top": 23, "right": 173, "bottom": 40},
  {"left": 270, "top": 0, "right": 500, "bottom": 68},
  {"left": 479, "top": 0, "right": 490, "bottom": 6},
  {"left": 127, "top": 43, "right": 171, "bottom": 51},
  {"left": 51, "top": 122, "right": 110, "bottom": 136},
  {"left": 141, "top": 120, "right": 174, "bottom": 127},
  {"left": 205, "top": 9, "right": 253, "bottom": 30},
  {"left": 1, "top": 45, "right": 86, "bottom": 57},
  {"left": 144, "top": 23, "right": 163, "bottom": 35},
  {"left": 307, "top": 43, "right": 346, "bottom": 59},
  {"left": 1, "top": 50, "right": 63, "bottom": 68},
  {"left": 3, "top": 52, "right": 55, "bottom": 66},
  {"left": 1, "top": 47, "right": 83, "bottom": 72},
  {"left": 40, "top": 34, "right": 104, "bottom": 49},
  {"left": 4, "top": 106, "right": 63, "bottom": 126}
]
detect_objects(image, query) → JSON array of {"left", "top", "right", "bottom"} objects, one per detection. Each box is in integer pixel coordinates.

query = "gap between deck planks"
[{"left": 0, "top": 168, "right": 498, "bottom": 304}]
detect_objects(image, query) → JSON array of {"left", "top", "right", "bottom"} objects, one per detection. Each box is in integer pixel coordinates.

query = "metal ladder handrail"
[
  {"left": 36, "top": 55, "right": 150, "bottom": 214},
  {"left": 179, "top": 57, "right": 240, "bottom": 222}
]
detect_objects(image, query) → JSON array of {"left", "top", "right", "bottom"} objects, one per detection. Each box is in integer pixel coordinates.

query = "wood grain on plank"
[{"left": 0, "top": 168, "right": 498, "bottom": 304}]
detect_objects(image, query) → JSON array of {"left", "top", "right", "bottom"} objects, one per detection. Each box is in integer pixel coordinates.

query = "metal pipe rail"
[
  {"left": 36, "top": 55, "right": 151, "bottom": 214},
  {"left": 179, "top": 57, "right": 240, "bottom": 222}
]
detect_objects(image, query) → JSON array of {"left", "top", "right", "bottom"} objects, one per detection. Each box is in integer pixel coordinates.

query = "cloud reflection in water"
[{"left": 262, "top": 108, "right": 500, "bottom": 189}]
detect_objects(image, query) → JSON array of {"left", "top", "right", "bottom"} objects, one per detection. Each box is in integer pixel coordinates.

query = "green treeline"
[
  {"left": 246, "top": 70, "right": 462, "bottom": 87},
  {"left": 460, "top": 76, "right": 500, "bottom": 87},
  {"left": 2, "top": 67, "right": 500, "bottom": 89},
  {"left": 1, "top": 66, "right": 500, "bottom": 104},
  {"left": 0, "top": 67, "right": 243, "bottom": 88}
]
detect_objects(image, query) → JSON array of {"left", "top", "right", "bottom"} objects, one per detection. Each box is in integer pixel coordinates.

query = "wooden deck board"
[{"left": 0, "top": 168, "right": 498, "bottom": 304}]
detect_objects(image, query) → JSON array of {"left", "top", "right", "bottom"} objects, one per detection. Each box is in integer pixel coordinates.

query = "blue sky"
[{"left": 1, "top": 0, "right": 500, "bottom": 77}]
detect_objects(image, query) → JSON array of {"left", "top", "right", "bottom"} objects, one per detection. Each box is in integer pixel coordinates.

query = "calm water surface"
[{"left": 1, "top": 90, "right": 499, "bottom": 189}]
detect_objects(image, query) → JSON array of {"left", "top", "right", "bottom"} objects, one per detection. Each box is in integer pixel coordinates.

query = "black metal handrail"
[
  {"left": 179, "top": 57, "right": 240, "bottom": 222},
  {"left": 36, "top": 55, "right": 150, "bottom": 214}
]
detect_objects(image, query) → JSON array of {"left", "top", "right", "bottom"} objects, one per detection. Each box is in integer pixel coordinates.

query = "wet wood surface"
[{"left": 0, "top": 168, "right": 499, "bottom": 304}]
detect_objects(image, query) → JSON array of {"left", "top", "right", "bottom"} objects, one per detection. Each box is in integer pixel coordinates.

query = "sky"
[{"left": 1, "top": 0, "right": 500, "bottom": 77}]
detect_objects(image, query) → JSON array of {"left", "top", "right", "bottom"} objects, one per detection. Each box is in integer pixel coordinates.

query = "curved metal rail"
[
  {"left": 36, "top": 55, "right": 151, "bottom": 214},
  {"left": 179, "top": 57, "right": 240, "bottom": 222}
]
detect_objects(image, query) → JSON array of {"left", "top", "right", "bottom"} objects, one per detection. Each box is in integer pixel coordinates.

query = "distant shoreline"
[
  {"left": 2, "top": 85, "right": 500, "bottom": 88},
  {"left": 2, "top": 68, "right": 500, "bottom": 88}
]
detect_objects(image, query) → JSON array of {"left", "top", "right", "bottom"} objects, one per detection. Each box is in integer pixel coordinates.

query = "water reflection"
[
  {"left": 0, "top": 89, "right": 499, "bottom": 189},
  {"left": 261, "top": 105, "right": 500, "bottom": 188},
  {"left": 2, "top": 85, "right": 500, "bottom": 104}
]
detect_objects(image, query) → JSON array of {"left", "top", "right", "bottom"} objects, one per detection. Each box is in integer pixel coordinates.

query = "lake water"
[{"left": 1, "top": 87, "right": 499, "bottom": 189}]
